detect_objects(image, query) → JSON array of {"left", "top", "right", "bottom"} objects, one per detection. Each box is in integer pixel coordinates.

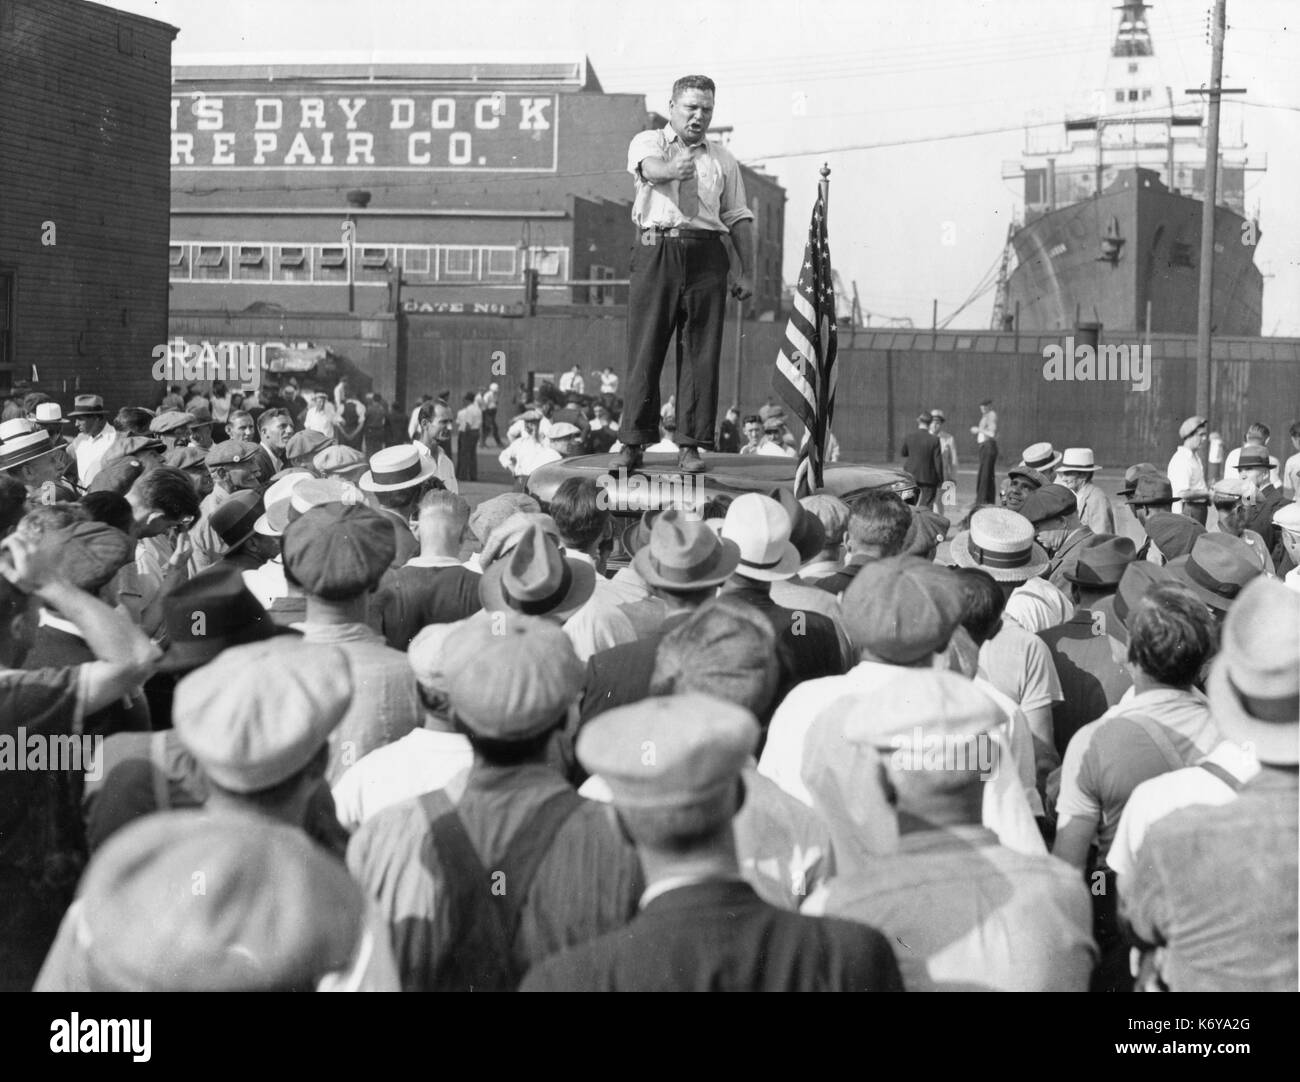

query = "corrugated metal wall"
[{"left": 0, "top": 0, "right": 176, "bottom": 407}]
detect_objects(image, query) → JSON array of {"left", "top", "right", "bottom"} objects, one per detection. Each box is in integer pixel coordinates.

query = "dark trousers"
[
  {"left": 916, "top": 483, "right": 937, "bottom": 509},
  {"left": 455, "top": 430, "right": 479, "bottom": 481},
  {"left": 480, "top": 408, "right": 500, "bottom": 446},
  {"left": 976, "top": 439, "right": 998, "bottom": 505},
  {"left": 620, "top": 232, "right": 729, "bottom": 449}
]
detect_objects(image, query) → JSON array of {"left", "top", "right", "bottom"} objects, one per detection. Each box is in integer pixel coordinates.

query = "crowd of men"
[{"left": 0, "top": 374, "right": 1296, "bottom": 992}]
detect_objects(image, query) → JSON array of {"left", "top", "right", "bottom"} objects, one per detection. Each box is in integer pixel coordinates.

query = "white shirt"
[
  {"left": 72, "top": 425, "right": 118, "bottom": 487},
  {"left": 242, "top": 557, "right": 291, "bottom": 609},
  {"left": 1283, "top": 450, "right": 1300, "bottom": 498},
  {"left": 305, "top": 404, "right": 338, "bottom": 439},
  {"left": 560, "top": 551, "right": 637, "bottom": 662},
  {"left": 645, "top": 438, "right": 678, "bottom": 453},
  {"left": 1003, "top": 576, "right": 1074, "bottom": 634},
  {"left": 1285, "top": 565, "right": 1300, "bottom": 594},
  {"left": 456, "top": 403, "right": 482, "bottom": 432},
  {"left": 331, "top": 728, "right": 473, "bottom": 832},
  {"left": 599, "top": 371, "right": 619, "bottom": 395},
  {"left": 558, "top": 371, "right": 585, "bottom": 394},
  {"left": 757, "top": 660, "right": 1045, "bottom": 859},
  {"left": 498, "top": 437, "right": 559, "bottom": 478},
  {"left": 1166, "top": 445, "right": 1208, "bottom": 512},
  {"left": 1108, "top": 740, "right": 1259, "bottom": 882},
  {"left": 411, "top": 441, "right": 459, "bottom": 494}
]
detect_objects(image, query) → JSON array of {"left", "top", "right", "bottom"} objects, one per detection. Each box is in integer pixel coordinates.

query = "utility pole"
[{"left": 1193, "top": 0, "right": 1228, "bottom": 453}]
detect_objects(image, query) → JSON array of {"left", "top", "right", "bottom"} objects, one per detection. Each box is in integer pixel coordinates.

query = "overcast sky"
[{"left": 106, "top": 0, "right": 1300, "bottom": 334}]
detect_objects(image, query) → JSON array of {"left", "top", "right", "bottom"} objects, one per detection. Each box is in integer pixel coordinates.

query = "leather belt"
[{"left": 641, "top": 226, "right": 719, "bottom": 240}]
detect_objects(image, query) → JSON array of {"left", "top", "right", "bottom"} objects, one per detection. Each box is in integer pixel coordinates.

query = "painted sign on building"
[{"left": 171, "top": 91, "right": 559, "bottom": 171}]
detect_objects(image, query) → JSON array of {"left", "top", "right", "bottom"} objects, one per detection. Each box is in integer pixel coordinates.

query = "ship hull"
[{"left": 1005, "top": 171, "right": 1262, "bottom": 335}]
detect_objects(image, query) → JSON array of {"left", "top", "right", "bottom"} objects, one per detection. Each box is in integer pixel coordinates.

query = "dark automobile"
[{"left": 527, "top": 451, "right": 918, "bottom": 569}]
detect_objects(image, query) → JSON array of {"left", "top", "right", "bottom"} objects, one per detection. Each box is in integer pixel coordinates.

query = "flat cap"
[
  {"left": 68, "top": 813, "right": 365, "bottom": 991},
  {"left": 163, "top": 445, "right": 208, "bottom": 471},
  {"left": 174, "top": 639, "right": 353, "bottom": 792},
  {"left": 577, "top": 693, "right": 758, "bottom": 817},
  {"left": 1211, "top": 476, "right": 1251, "bottom": 503},
  {"left": 841, "top": 555, "right": 964, "bottom": 663},
  {"left": 1018, "top": 483, "right": 1078, "bottom": 525},
  {"left": 468, "top": 493, "right": 541, "bottom": 544},
  {"left": 114, "top": 435, "right": 167, "bottom": 458},
  {"left": 149, "top": 410, "right": 197, "bottom": 434},
  {"left": 285, "top": 429, "right": 335, "bottom": 463},
  {"left": 443, "top": 613, "right": 583, "bottom": 740},
  {"left": 204, "top": 439, "right": 262, "bottom": 467},
  {"left": 904, "top": 507, "right": 950, "bottom": 557},
  {"left": 1120, "top": 462, "right": 1161, "bottom": 497},
  {"left": 283, "top": 503, "right": 396, "bottom": 600},
  {"left": 86, "top": 457, "right": 145, "bottom": 495},
  {"left": 1065, "top": 535, "right": 1137, "bottom": 587},
  {"left": 1273, "top": 502, "right": 1300, "bottom": 534},
  {"left": 1179, "top": 415, "right": 1208, "bottom": 439},
  {"left": 800, "top": 493, "right": 850, "bottom": 547},
  {"left": 313, "top": 444, "right": 368, "bottom": 477},
  {"left": 53, "top": 522, "right": 133, "bottom": 593},
  {"left": 547, "top": 421, "right": 581, "bottom": 440}
]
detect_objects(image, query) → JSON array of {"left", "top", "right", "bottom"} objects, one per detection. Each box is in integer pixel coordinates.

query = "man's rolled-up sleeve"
[
  {"left": 719, "top": 154, "right": 754, "bottom": 229},
  {"left": 627, "top": 130, "right": 664, "bottom": 177}
]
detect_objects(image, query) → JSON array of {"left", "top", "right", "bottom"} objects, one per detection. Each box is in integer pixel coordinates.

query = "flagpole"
[
  {"left": 819, "top": 162, "right": 830, "bottom": 221},
  {"left": 818, "top": 163, "right": 831, "bottom": 486}
]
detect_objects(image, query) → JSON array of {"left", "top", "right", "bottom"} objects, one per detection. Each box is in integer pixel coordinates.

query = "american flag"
[{"left": 773, "top": 187, "right": 837, "bottom": 498}]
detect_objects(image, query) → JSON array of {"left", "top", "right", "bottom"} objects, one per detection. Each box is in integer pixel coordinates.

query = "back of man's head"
[
  {"left": 953, "top": 567, "right": 1005, "bottom": 646},
  {"left": 1245, "top": 421, "right": 1270, "bottom": 445},
  {"left": 130, "top": 466, "right": 201, "bottom": 523},
  {"left": 845, "top": 490, "right": 911, "bottom": 557},
  {"left": 417, "top": 489, "right": 470, "bottom": 555},
  {"left": 649, "top": 598, "right": 780, "bottom": 723},
  {"left": 548, "top": 477, "right": 607, "bottom": 552},
  {"left": 1128, "top": 583, "right": 1215, "bottom": 688}
]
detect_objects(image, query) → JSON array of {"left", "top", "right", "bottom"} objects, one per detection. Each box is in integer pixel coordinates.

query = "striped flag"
[{"left": 773, "top": 188, "right": 837, "bottom": 497}]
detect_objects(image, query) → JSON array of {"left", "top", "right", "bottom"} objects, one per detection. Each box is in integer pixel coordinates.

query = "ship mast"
[{"left": 1195, "top": 0, "right": 1227, "bottom": 441}]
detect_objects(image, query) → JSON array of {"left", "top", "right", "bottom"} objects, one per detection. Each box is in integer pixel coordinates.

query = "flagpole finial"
[{"left": 820, "top": 163, "right": 830, "bottom": 180}]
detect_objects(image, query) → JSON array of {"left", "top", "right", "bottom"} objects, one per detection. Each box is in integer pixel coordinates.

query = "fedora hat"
[
  {"left": 0, "top": 428, "right": 66, "bottom": 473},
  {"left": 949, "top": 507, "right": 1050, "bottom": 582},
  {"left": 156, "top": 564, "right": 282, "bottom": 673},
  {"left": 1018, "top": 442, "right": 1063, "bottom": 473},
  {"left": 209, "top": 490, "right": 265, "bottom": 550},
  {"left": 1065, "top": 535, "right": 1137, "bottom": 587},
  {"left": 1127, "top": 475, "right": 1174, "bottom": 507},
  {"left": 1120, "top": 462, "right": 1161, "bottom": 497},
  {"left": 719, "top": 493, "right": 801, "bottom": 581},
  {"left": 1235, "top": 445, "right": 1272, "bottom": 472},
  {"left": 633, "top": 509, "right": 741, "bottom": 592},
  {"left": 1144, "top": 510, "right": 1205, "bottom": 561},
  {"left": 478, "top": 521, "right": 595, "bottom": 620},
  {"left": 359, "top": 445, "right": 439, "bottom": 492},
  {"left": 1167, "top": 532, "right": 1263, "bottom": 613},
  {"left": 33, "top": 403, "right": 64, "bottom": 425},
  {"left": 1058, "top": 447, "right": 1100, "bottom": 473},
  {"left": 253, "top": 472, "right": 317, "bottom": 536},
  {"left": 1112, "top": 562, "right": 1173, "bottom": 641},
  {"left": 66, "top": 393, "right": 106, "bottom": 418},
  {"left": 620, "top": 510, "right": 663, "bottom": 557},
  {"left": 1206, "top": 577, "right": 1299, "bottom": 765}
]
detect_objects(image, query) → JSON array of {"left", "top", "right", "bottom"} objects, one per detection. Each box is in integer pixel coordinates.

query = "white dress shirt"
[{"left": 72, "top": 425, "right": 118, "bottom": 488}]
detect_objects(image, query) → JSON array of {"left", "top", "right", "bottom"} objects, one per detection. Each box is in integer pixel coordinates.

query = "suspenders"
[{"left": 419, "top": 786, "right": 583, "bottom": 991}]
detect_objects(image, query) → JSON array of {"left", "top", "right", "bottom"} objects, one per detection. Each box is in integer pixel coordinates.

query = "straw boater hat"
[
  {"left": 0, "top": 426, "right": 67, "bottom": 473},
  {"left": 359, "top": 445, "right": 439, "bottom": 492},
  {"left": 1206, "top": 577, "right": 1299, "bottom": 765},
  {"left": 719, "top": 493, "right": 801, "bottom": 581},
  {"left": 1057, "top": 447, "right": 1100, "bottom": 473},
  {"left": 949, "top": 507, "right": 1050, "bottom": 582},
  {"left": 1018, "top": 442, "right": 1063, "bottom": 473}
]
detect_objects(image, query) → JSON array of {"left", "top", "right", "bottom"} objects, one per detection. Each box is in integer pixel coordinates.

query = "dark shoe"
[
  {"left": 612, "top": 443, "right": 644, "bottom": 471},
  {"left": 678, "top": 447, "right": 706, "bottom": 473}
]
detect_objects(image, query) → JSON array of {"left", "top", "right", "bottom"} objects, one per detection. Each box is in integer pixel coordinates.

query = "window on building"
[
  {"left": 531, "top": 249, "right": 562, "bottom": 277},
  {"left": 360, "top": 247, "right": 390, "bottom": 270},
  {"left": 444, "top": 247, "right": 474, "bottom": 276},
  {"left": 1115, "top": 90, "right": 1125, "bottom": 103},
  {"left": 403, "top": 248, "right": 431, "bottom": 275},
  {"left": 319, "top": 246, "right": 347, "bottom": 271},
  {"left": 238, "top": 245, "right": 265, "bottom": 267},
  {"left": 1141, "top": 88, "right": 1151, "bottom": 100},
  {"left": 590, "top": 264, "right": 615, "bottom": 306},
  {"left": 196, "top": 245, "right": 225, "bottom": 268},
  {"left": 1128, "top": 62, "right": 1139, "bottom": 74},
  {"left": 168, "top": 245, "right": 188, "bottom": 279},
  {"left": 278, "top": 246, "right": 306, "bottom": 269},
  {"left": 486, "top": 248, "right": 516, "bottom": 276},
  {"left": 0, "top": 270, "right": 14, "bottom": 382},
  {"left": 1128, "top": 89, "right": 1139, "bottom": 102}
]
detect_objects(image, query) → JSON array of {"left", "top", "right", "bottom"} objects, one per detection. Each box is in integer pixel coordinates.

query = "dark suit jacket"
[
  {"left": 519, "top": 879, "right": 904, "bottom": 992},
  {"left": 1244, "top": 486, "right": 1291, "bottom": 566},
  {"left": 900, "top": 428, "right": 943, "bottom": 486},
  {"left": 722, "top": 586, "right": 845, "bottom": 712}
]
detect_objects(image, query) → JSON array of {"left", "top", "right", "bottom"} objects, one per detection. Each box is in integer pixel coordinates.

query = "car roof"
[{"left": 526, "top": 452, "right": 917, "bottom": 511}]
